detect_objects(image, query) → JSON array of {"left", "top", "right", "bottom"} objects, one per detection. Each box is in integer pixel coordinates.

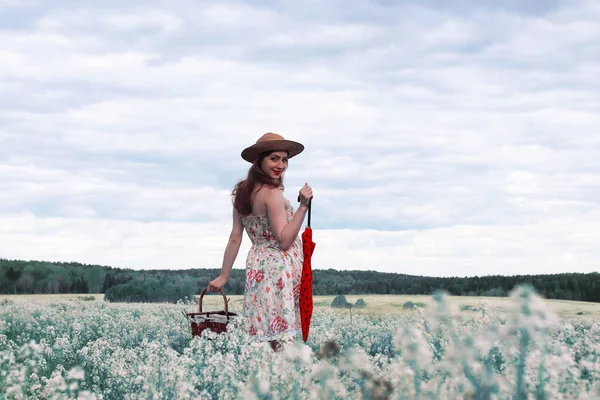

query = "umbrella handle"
[{"left": 297, "top": 195, "right": 312, "bottom": 227}]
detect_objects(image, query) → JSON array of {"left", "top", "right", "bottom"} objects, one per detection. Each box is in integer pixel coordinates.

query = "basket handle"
[{"left": 199, "top": 287, "right": 230, "bottom": 318}]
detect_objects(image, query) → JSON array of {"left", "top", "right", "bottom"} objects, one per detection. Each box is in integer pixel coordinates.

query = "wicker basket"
[{"left": 186, "top": 288, "right": 237, "bottom": 337}]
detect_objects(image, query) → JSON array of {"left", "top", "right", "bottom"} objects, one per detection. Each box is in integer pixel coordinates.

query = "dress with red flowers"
[{"left": 239, "top": 197, "right": 304, "bottom": 342}]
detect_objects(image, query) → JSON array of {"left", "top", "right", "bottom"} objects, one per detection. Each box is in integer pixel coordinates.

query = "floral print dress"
[{"left": 239, "top": 198, "right": 304, "bottom": 342}]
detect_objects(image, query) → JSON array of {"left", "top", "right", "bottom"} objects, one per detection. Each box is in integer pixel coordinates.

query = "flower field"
[{"left": 1, "top": 286, "right": 599, "bottom": 399}]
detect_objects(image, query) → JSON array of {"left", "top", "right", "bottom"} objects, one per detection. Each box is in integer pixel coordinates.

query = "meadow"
[{"left": 1, "top": 286, "right": 599, "bottom": 399}]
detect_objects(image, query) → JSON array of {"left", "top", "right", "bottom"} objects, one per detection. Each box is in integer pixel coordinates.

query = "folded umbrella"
[{"left": 298, "top": 196, "right": 315, "bottom": 342}]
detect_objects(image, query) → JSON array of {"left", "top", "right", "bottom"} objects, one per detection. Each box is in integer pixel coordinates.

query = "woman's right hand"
[
  {"left": 207, "top": 275, "right": 228, "bottom": 292},
  {"left": 298, "top": 183, "right": 313, "bottom": 206}
]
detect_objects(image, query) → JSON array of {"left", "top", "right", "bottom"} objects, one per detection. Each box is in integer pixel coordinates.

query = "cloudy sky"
[{"left": 1, "top": 0, "right": 599, "bottom": 277}]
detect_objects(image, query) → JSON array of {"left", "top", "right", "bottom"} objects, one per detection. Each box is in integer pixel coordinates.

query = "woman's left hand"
[{"left": 207, "top": 275, "right": 228, "bottom": 292}]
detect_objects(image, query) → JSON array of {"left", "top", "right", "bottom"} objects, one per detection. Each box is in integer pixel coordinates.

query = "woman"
[{"left": 208, "top": 132, "right": 313, "bottom": 351}]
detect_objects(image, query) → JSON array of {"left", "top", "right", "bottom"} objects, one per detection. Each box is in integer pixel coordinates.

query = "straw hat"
[{"left": 241, "top": 132, "right": 304, "bottom": 163}]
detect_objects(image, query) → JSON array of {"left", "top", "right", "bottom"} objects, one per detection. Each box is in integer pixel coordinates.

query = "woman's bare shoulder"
[
  {"left": 256, "top": 186, "right": 285, "bottom": 208},
  {"left": 248, "top": 186, "right": 281, "bottom": 215},
  {"left": 255, "top": 185, "right": 283, "bottom": 198}
]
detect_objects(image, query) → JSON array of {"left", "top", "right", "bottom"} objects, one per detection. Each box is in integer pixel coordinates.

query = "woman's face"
[{"left": 261, "top": 151, "right": 289, "bottom": 180}]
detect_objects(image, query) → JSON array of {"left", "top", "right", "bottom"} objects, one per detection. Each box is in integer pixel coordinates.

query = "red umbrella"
[{"left": 299, "top": 197, "right": 315, "bottom": 342}]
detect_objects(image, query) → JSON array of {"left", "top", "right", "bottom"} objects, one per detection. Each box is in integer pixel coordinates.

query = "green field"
[
  {"left": 3, "top": 292, "right": 599, "bottom": 320},
  {"left": 1, "top": 288, "right": 599, "bottom": 398}
]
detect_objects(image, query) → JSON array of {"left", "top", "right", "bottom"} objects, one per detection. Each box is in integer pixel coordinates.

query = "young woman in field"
[{"left": 208, "top": 132, "right": 313, "bottom": 352}]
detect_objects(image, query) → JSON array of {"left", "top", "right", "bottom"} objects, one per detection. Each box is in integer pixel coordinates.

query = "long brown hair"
[{"left": 232, "top": 151, "right": 285, "bottom": 216}]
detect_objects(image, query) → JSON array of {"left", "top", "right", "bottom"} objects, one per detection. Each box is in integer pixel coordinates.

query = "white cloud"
[
  {"left": 2, "top": 212, "right": 598, "bottom": 276},
  {"left": 1, "top": 0, "right": 599, "bottom": 276}
]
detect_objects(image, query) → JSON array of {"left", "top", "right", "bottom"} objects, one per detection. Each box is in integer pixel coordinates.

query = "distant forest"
[{"left": 1, "top": 258, "right": 598, "bottom": 303}]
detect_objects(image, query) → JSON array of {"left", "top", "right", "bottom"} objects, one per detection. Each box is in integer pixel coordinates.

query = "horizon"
[
  {"left": 1, "top": 0, "right": 599, "bottom": 277},
  {"left": 2, "top": 257, "right": 598, "bottom": 280}
]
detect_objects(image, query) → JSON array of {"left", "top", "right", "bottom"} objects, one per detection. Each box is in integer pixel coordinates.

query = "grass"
[
  {"left": 1, "top": 286, "right": 599, "bottom": 398},
  {"left": 2, "top": 292, "right": 599, "bottom": 321}
]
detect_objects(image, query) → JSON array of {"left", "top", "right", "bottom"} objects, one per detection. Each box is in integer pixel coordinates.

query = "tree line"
[{"left": 1, "top": 258, "right": 598, "bottom": 303}]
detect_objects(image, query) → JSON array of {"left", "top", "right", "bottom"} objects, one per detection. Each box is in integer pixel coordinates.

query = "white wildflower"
[
  {"left": 258, "top": 378, "right": 270, "bottom": 394},
  {"left": 67, "top": 367, "right": 85, "bottom": 381}
]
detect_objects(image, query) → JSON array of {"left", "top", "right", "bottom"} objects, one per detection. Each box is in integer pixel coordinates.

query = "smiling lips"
[{"left": 273, "top": 170, "right": 282, "bottom": 176}]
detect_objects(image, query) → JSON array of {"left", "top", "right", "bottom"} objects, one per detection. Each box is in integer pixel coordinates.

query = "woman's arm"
[
  {"left": 208, "top": 207, "right": 244, "bottom": 292},
  {"left": 265, "top": 184, "right": 312, "bottom": 251}
]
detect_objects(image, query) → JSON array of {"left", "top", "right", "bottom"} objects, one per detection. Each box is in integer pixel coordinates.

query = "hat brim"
[{"left": 241, "top": 140, "right": 304, "bottom": 163}]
